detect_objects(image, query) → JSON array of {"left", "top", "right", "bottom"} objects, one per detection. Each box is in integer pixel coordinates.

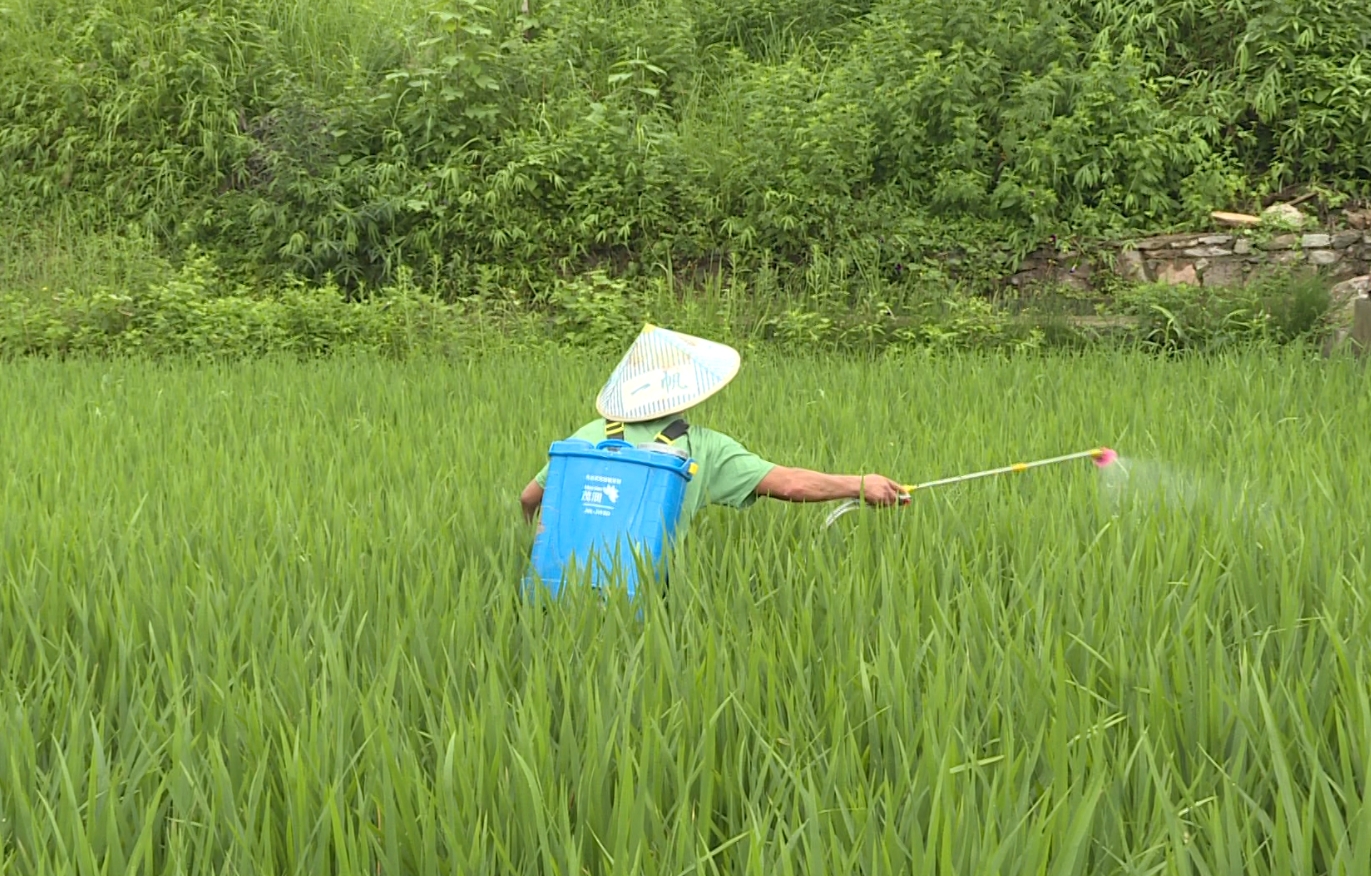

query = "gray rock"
[
  {"left": 1332, "top": 230, "right": 1362, "bottom": 250},
  {"left": 1302, "top": 233, "right": 1332, "bottom": 249},
  {"left": 1059, "top": 272, "right": 1092, "bottom": 292},
  {"left": 1184, "top": 246, "right": 1233, "bottom": 257},
  {"left": 1260, "top": 234, "right": 1300, "bottom": 250},
  {"left": 1201, "top": 259, "right": 1244, "bottom": 288},
  {"left": 1117, "top": 249, "right": 1147, "bottom": 283},
  {"left": 1233, "top": 238, "right": 1252, "bottom": 255},
  {"left": 1322, "top": 326, "right": 1352, "bottom": 358},
  {"left": 1308, "top": 250, "right": 1339, "bottom": 266},
  {"left": 1263, "top": 203, "right": 1307, "bottom": 228},
  {"left": 1331, "top": 275, "right": 1371, "bottom": 303},
  {"left": 1197, "top": 234, "right": 1234, "bottom": 245},
  {"left": 1137, "top": 235, "right": 1186, "bottom": 251},
  {"left": 1271, "top": 250, "right": 1306, "bottom": 265},
  {"left": 1356, "top": 299, "right": 1371, "bottom": 356},
  {"left": 1155, "top": 262, "right": 1199, "bottom": 286}
]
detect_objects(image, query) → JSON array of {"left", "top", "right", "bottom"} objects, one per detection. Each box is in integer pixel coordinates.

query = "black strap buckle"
[{"left": 654, "top": 418, "right": 690, "bottom": 444}]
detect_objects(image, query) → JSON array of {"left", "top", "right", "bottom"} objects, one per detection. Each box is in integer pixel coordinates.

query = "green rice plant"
[{"left": 1, "top": 347, "right": 1368, "bottom": 873}]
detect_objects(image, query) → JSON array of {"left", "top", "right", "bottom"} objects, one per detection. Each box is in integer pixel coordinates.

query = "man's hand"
[
  {"left": 857, "top": 474, "right": 905, "bottom": 506},
  {"left": 520, "top": 480, "right": 544, "bottom": 523}
]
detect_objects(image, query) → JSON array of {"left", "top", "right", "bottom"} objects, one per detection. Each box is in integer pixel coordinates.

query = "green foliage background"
[{"left": 2, "top": 0, "right": 1369, "bottom": 302}]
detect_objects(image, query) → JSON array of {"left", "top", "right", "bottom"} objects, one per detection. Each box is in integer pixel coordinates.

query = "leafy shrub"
[
  {"left": 1113, "top": 269, "right": 1336, "bottom": 352},
  {"left": 545, "top": 270, "right": 643, "bottom": 350},
  {"left": 1071, "top": 0, "right": 1371, "bottom": 194},
  {"left": 835, "top": 0, "right": 1228, "bottom": 243},
  {"left": 0, "top": 258, "right": 474, "bottom": 361}
]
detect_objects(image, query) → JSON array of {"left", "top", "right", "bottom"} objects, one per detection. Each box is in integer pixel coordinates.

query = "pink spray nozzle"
[{"left": 1092, "top": 447, "right": 1118, "bottom": 468}]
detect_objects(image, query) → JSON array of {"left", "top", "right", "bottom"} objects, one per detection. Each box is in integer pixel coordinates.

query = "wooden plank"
[
  {"left": 1210, "top": 211, "right": 1262, "bottom": 227},
  {"left": 1354, "top": 297, "right": 1371, "bottom": 358}
]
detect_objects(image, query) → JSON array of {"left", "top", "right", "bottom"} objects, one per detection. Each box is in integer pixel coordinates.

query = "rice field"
[{"left": 2, "top": 347, "right": 1368, "bottom": 875}]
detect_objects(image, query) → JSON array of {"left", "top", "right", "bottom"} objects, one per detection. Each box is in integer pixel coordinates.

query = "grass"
[
  {"left": 1, "top": 346, "right": 1368, "bottom": 874},
  {"left": 0, "top": 222, "right": 178, "bottom": 303}
]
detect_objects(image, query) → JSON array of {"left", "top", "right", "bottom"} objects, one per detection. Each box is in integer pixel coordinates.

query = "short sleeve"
[{"left": 700, "top": 431, "right": 777, "bottom": 509}]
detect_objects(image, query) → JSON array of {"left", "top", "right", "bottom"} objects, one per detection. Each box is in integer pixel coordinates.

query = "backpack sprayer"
[
  {"left": 523, "top": 419, "right": 697, "bottom": 601},
  {"left": 824, "top": 446, "right": 1120, "bottom": 528}
]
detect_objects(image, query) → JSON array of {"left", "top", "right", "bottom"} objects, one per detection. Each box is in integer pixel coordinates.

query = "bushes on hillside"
[{"left": 1, "top": 0, "right": 1367, "bottom": 297}]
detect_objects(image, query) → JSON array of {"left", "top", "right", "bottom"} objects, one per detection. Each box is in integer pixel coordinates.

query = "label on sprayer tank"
[{"left": 580, "top": 474, "right": 622, "bottom": 517}]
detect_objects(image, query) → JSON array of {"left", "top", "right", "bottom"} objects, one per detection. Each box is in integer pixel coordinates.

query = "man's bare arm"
[
  {"left": 520, "top": 465, "right": 903, "bottom": 521},
  {"left": 754, "top": 466, "right": 903, "bottom": 505}
]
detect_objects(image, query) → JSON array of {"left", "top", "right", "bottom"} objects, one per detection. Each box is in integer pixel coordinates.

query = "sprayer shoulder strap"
[
  {"left": 604, "top": 418, "right": 690, "bottom": 444},
  {"left": 655, "top": 417, "right": 690, "bottom": 444}
]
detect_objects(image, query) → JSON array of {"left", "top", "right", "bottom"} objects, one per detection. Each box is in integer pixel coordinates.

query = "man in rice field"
[{"left": 519, "top": 323, "right": 904, "bottom": 532}]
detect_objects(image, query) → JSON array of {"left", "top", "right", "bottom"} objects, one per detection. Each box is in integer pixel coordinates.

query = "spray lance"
[{"left": 823, "top": 446, "right": 1120, "bottom": 528}]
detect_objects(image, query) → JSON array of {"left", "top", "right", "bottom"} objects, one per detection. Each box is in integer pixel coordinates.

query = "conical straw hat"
[{"left": 595, "top": 324, "right": 741, "bottom": 422}]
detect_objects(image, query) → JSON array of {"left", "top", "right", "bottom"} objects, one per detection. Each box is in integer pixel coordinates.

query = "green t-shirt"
[{"left": 533, "top": 415, "right": 776, "bottom": 539}]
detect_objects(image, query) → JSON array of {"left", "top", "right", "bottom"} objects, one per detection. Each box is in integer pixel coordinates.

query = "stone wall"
[
  {"left": 1007, "top": 227, "right": 1371, "bottom": 291},
  {"left": 1128, "top": 229, "right": 1370, "bottom": 287},
  {"left": 1002, "top": 208, "right": 1371, "bottom": 357}
]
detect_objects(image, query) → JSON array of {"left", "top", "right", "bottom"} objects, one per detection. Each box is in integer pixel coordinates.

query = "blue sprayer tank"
[{"left": 524, "top": 438, "right": 697, "bottom": 600}]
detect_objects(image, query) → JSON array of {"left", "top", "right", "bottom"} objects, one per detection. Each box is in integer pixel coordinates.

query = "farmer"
[{"left": 519, "top": 323, "right": 904, "bottom": 531}]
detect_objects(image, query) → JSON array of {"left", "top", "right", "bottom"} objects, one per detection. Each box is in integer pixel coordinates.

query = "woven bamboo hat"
[{"left": 595, "top": 323, "right": 741, "bottom": 423}]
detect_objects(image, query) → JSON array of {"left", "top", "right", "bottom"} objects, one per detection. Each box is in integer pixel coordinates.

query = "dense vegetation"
[
  {"left": 3, "top": 349, "right": 1368, "bottom": 874},
  {"left": 0, "top": 249, "right": 1344, "bottom": 358},
  {"left": 3, "top": 0, "right": 1370, "bottom": 304},
  {"left": 3, "top": 2, "right": 1367, "bottom": 870}
]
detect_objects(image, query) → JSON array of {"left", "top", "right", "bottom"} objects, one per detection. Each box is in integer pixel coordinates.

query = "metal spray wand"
[{"left": 824, "top": 447, "right": 1119, "bottom": 527}]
